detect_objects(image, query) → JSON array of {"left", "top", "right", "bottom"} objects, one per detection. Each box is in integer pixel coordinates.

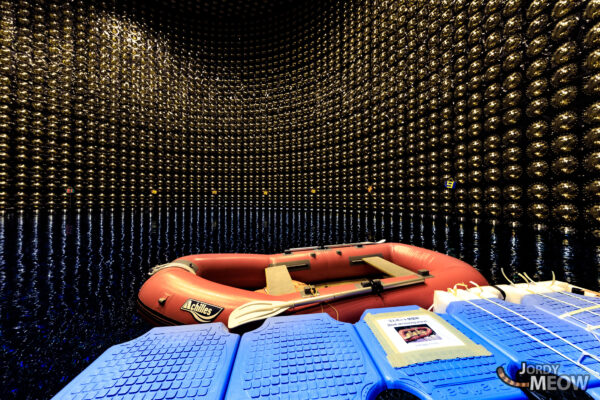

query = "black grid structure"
[{"left": 0, "top": 0, "right": 599, "bottom": 235}]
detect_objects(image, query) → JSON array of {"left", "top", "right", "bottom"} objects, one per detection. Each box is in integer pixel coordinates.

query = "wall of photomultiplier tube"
[{"left": 1, "top": 0, "right": 600, "bottom": 232}]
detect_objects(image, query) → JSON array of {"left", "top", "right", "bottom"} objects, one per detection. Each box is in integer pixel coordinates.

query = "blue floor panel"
[
  {"left": 55, "top": 302, "right": 600, "bottom": 400},
  {"left": 355, "top": 306, "right": 527, "bottom": 400},
  {"left": 225, "top": 314, "right": 385, "bottom": 400},
  {"left": 51, "top": 324, "right": 239, "bottom": 400},
  {"left": 522, "top": 291, "right": 600, "bottom": 332},
  {"left": 446, "top": 299, "right": 600, "bottom": 392}
]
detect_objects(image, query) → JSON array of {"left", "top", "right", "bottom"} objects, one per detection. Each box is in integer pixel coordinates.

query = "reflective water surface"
[{"left": 0, "top": 208, "right": 597, "bottom": 399}]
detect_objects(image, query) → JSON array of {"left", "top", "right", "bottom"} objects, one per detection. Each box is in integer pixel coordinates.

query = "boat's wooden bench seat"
[
  {"left": 362, "top": 256, "right": 424, "bottom": 281},
  {"left": 265, "top": 265, "right": 296, "bottom": 295},
  {"left": 264, "top": 257, "right": 423, "bottom": 295}
]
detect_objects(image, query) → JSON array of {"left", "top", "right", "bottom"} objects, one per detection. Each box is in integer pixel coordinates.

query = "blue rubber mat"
[
  {"left": 446, "top": 298, "right": 600, "bottom": 390},
  {"left": 354, "top": 306, "right": 527, "bottom": 400},
  {"left": 522, "top": 291, "right": 600, "bottom": 332},
  {"left": 52, "top": 323, "right": 239, "bottom": 400},
  {"left": 225, "top": 314, "right": 385, "bottom": 400}
]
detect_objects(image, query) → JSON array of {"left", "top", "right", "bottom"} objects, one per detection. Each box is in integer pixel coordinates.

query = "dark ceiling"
[{"left": 151, "top": 0, "right": 304, "bottom": 19}]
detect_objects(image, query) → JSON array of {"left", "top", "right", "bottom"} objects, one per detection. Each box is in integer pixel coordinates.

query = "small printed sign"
[
  {"left": 66, "top": 187, "right": 74, "bottom": 194},
  {"left": 375, "top": 314, "right": 464, "bottom": 352},
  {"left": 444, "top": 179, "right": 455, "bottom": 189}
]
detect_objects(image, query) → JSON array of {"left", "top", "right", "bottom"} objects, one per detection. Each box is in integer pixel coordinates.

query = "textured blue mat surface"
[
  {"left": 522, "top": 291, "right": 600, "bottom": 332},
  {"left": 355, "top": 306, "right": 527, "bottom": 400},
  {"left": 225, "top": 314, "right": 385, "bottom": 400},
  {"left": 55, "top": 300, "right": 600, "bottom": 400},
  {"left": 446, "top": 299, "right": 600, "bottom": 391},
  {"left": 52, "top": 324, "right": 239, "bottom": 400}
]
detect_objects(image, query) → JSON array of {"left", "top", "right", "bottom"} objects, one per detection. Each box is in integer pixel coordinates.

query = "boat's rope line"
[
  {"left": 320, "top": 302, "right": 339, "bottom": 321},
  {"left": 527, "top": 292, "right": 600, "bottom": 333},
  {"left": 520, "top": 272, "right": 600, "bottom": 308},
  {"left": 464, "top": 282, "right": 600, "bottom": 355},
  {"left": 456, "top": 295, "right": 600, "bottom": 381},
  {"left": 518, "top": 286, "right": 600, "bottom": 325},
  {"left": 492, "top": 270, "right": 600, "bottom": 334},
  {"left": 516, "top": 274, "right": 600, "bottom": 334}
]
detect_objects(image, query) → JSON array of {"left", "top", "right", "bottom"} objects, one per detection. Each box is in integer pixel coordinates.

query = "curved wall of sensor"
[{"left": 1, "top": 0, "right": 600, "bottom": 235}]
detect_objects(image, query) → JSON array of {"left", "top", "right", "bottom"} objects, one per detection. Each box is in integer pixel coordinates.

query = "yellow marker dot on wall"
[
  {"left": 311, "top": 188, "right": 316, "bottom": 194},
  {"left": 151, "top": 189, "right": 158, "bottom": 195},
  {"left": 367, "top": 186, "right": 373, "bottom": 193},
  {"left": 211, "top": 190, "right": 218, "bottom": 195},
  {"left": 263, "top": 190, "right": 269, "bottom": 195}
]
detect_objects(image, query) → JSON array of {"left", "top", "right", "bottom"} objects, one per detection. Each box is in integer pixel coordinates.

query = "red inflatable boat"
[{"left": 137, "top": 241, "right": 487, "bottom": 329}]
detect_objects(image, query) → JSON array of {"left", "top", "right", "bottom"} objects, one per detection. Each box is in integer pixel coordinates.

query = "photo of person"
[{"left": 394, "top": 324, "right": 440, "bottom": 343}]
